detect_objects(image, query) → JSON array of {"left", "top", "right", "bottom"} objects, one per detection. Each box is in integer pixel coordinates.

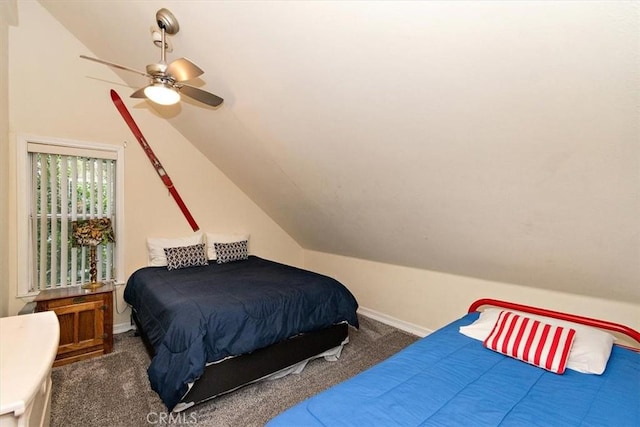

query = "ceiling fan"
[{"left": 81, "top": 8, "right": 223, "bottom": 107}]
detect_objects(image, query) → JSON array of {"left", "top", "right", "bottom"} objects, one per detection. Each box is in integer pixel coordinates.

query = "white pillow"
[
  {"left": 205, "top": 233, "right": 250, "bottom": 260},
  {"left": 460, "top": 308, "right": 615, "bottom": 375},
  {"left": 147, "top": 232, "right": 204, "bottom": 267}
]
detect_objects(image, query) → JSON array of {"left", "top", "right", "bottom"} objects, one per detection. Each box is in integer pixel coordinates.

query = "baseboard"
[
  {"left": 113, "top": 322, "right": 135, "bottom": 335},
  {"left": 357, "top": 306, "right": 432, "bottom": 338}
]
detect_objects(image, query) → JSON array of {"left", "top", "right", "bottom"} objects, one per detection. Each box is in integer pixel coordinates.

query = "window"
[{"left": 18, "top": 136, "right": 124, "bottom": 295}]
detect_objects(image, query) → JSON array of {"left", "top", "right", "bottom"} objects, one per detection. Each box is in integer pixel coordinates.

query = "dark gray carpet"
[{"left": 50, "top": 315, "right": 418, "bottom": 426}]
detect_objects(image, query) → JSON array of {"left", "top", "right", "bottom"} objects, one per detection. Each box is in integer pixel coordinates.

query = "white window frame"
[{"left": 17, "top": 134, "right": 125, "bottom": 296}]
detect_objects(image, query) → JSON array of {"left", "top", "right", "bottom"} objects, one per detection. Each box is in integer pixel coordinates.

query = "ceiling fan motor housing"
[{"left": 146, "top": 63, "right": 168, "bottom": 76}]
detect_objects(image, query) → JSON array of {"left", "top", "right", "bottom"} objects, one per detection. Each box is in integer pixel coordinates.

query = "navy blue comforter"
[{"left": 124, "top": 256, "right": 359, "bottom": 410}]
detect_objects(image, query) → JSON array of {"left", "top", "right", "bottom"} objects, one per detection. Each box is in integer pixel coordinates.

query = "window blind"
[{"left": 29, "top": 151, "right": 117, "bottom": 291}]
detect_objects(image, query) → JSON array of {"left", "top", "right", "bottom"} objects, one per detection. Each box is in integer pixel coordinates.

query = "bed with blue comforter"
[
  {"left": 124, "top": 255, "right": 359, "bottom": 410},
  {"left": 268, "top": 311, "right": 640, "bottom": 426}
]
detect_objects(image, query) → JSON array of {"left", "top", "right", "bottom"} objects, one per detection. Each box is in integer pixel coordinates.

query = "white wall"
[
  {"left": 6, "top": 1, "right": 303, "bottom": 326},
  {"left": 0, "top": 0, "right": 18, "bottom": 319},
  {"left": 305, "top": 250, "right": 640, "bottom": 334},
  {"left": 37, "top": 1, "right": 637, "bottom": 306},
  {"left": 6, "top": 1, "right": 639, "bottom": 342}
]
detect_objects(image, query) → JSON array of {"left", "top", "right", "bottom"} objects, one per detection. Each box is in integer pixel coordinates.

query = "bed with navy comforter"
[
  {"left": 268, "top": 311, "right": 640, "bottom": 426},
  {"left": 124, "top": 255, "right": 359, "bottom": 410}
]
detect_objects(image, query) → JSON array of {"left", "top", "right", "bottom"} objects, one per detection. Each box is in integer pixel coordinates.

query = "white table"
[{"left": 0, "top": 311, "right": 59, "bottom": 427}]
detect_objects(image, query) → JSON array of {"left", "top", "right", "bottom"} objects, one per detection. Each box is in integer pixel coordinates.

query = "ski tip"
[{"left": 110, "top": 89, "right": 121, "bottom": 102}]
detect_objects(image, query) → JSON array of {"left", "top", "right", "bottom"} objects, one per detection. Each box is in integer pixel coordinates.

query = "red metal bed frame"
[{"left": 468, "top": 298, "right": 640, "bottom": 351}]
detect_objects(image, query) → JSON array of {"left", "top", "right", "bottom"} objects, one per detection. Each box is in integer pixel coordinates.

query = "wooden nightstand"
[{"left": 34, "top": 284, "right": 114, "bottom": 366}]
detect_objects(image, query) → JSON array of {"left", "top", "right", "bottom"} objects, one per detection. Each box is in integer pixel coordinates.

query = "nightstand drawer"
[{"left": 44, "top": 293, "right": 105, "bottom": 309}]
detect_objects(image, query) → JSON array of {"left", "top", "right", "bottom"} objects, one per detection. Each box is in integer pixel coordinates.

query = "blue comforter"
[
  {"left": 124, "top": 256, "right": 359, "bottom": 410},
  {"left": 268, "top": 312, "right": 640, "bottom": 426}
]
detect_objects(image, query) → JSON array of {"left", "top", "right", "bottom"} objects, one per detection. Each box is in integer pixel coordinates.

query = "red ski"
[{"left": 110, "top": 89, "right": 200, "bottom": 232}]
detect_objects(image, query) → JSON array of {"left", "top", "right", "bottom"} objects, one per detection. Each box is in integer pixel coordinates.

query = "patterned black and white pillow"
[
  {"left": 214, "top": 240, "right": 249, "bottom": 264},
  {"left": 164, "top": 243, "right": 209, "bottom": 270}
]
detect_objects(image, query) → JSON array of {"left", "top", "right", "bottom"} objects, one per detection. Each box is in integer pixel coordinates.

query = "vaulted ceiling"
[{"left": 38, "top": 1, "right": 639, "bottom": 303}]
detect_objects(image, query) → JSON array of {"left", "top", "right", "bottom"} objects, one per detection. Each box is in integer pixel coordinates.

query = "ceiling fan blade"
[
  {"left": 80, "top": 55, "right": 150, "bottom": 78},
  {"left": 166, "top": 58, "right": 204, "bottom": 82},
  {"left": 178, "top": 84, "right": 224, "bottom": 107},
  {"left": 130, "top": 87, "right": 148, "bottom": 98}
]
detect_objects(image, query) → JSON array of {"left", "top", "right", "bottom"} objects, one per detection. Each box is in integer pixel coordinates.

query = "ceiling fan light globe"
[{"left": 144, "top": 84, "right": 180, "bottom": 105}]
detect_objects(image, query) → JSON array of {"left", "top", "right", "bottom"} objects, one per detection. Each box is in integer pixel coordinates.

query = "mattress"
[
  {"left": 124, "top": 256, "right": 359, "bottom": 410},
  {"left": 267, "top": 312, "right": 640, "bottom": 426}
]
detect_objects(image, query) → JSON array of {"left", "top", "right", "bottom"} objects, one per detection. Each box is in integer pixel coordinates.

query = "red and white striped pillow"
[{"left": 483, "top": 311, "right": 577, "bottom": 374}]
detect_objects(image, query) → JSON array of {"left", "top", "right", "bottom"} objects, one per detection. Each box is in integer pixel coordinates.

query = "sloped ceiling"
[{"left": 37, "top": 1, "right": 639, "bottom": 303}]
